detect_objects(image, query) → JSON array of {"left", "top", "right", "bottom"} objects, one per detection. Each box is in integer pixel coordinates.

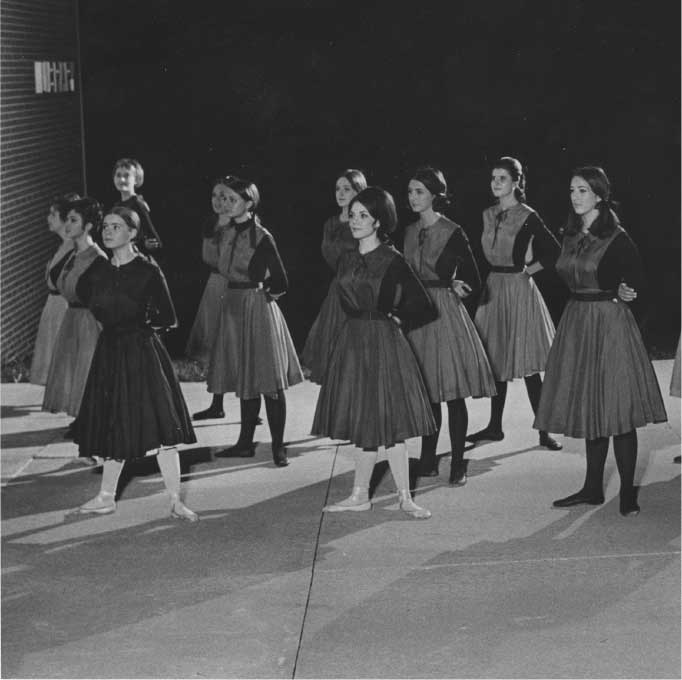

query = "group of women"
[{"left": 33, "top": 155, "right": 669, "bottom": 523}]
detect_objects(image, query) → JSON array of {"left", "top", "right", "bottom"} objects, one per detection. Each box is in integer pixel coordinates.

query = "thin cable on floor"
[{"left": 291, "top": 442, "right": 340, "bottom": 678}]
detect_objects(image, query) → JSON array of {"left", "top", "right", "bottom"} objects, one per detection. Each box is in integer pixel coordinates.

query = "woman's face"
[
  {"left": 113, "top": 166, "right": 137, "bottom": 194},
  {"left": 570, "top": 176, "right": 602, "bottom": 216},
  {"left": 490, "top": 168, "right": 517, "bottom": 200},
  {"left": 408, "top": 179, "right": 434, "bottom": 214},
  {"left": 47, "top": 206, "right": 64, "bottom": 233},
  {"left": 102, "top": 213, "right": 134, "bottom": 250},
  {"left": 349, "top": 201, "right": 378, "bottom": 241},
  {"left": 65, "top": 210, "right": 88, "bottom": 239},
  {"left": 225, "top": 187, "right": 253, "bottom": 222},
  {"left": 335, "top": 177, "right": 357, "bottom": 209},
  {"left": 212, "top": 183, "right": 231, "bottom": 215}
]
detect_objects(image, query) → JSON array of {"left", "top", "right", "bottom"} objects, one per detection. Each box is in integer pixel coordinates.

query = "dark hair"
[
  {"left": 349, "top": 186, "right": 398, "bottom": 242},
  {"left": 336, "top": 168, "right": 368, "bottom": 194},
  {"left": 106, "top": 206, "right": 142, "bottom": 240},
  {"left": 68, "top": 197, "right": 103, "bottom": 233},
  {"left": 564, "top": 166, "right": 620, "bottom": 238},
  {"left": 491, "top": 156, "right": 526, "bottom": 202},
  {"left": 224, "top": 176, "right": 260, "bottom": 214},
  {"left": 211, "top": 175, "right": 235, "bottom": 191},
  {"left": 113, "top": 158, "right": 144, "bottom": 187},
  {"left": 50, "top": 192, "right": 81, "bottom": 221},
  {"left": 411, "top": 166, "right": 450, "bottom": 210}
]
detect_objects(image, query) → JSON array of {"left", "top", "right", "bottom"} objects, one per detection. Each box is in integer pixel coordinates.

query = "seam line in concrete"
[{"left": 291, "top": 441, "right": 339, "bottom": 678}]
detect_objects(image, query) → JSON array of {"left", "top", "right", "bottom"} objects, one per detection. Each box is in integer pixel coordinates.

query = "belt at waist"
[
  {"left": 345, "top": 310, "right": 390, "bottom": 321},
  {"left": 227, "top": 281, "right": 261, "bottom": 290},
  {"left": 490, "top": 265, "right": 523, "bottom": 273},
  {"left": 68, "top": 302, "right": 86, "bottom": 308},
  {"left": 47, "top": 290, "right": 60, "bottom": 296},
  {"left": 571, "top": 291, "right": 617, "bottom": 301},
  {"left": 421, "top": 280, "right": 451, "bottom": 288}
]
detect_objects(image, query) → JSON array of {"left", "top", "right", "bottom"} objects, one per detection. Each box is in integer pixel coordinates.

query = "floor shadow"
[
  {"left": 1, "top": 427, "right": 69, "bottom": 450},
  {"left": 1, "top": 404, "right": 43, "bottom": 419}
]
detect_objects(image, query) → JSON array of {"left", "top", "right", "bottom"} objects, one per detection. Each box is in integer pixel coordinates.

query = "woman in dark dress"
[
  {"left": 205, "top": 177, "right": 304, "bottom": 467},
  {"left": 30, "top": 193, "right": 79, "bottom": 385},
  {"left": 42, "top": 198, "right": 106, "bottom": 426},
  {"left": 311, "top": 187, "right": 437, "bottom": 519},
  {"left": 469, "top": 156, "right": 563, "bottom": 450},
  {"left": 112, "top": 158, "right": 162, "bottom": 258},
  {"left": 185, "top": 177, "right": 233, "bottom": 365},
  {"left": 403, "top": 168, "right": 497, "bottom": 485},
  {"left": 302, "top": 169, "right": 367, "bottom": 383},
  {"left": 71, "top": 207, "right": 198, "bottom": 520},
  {"left": 534, "top": 167, "right": 667, "bottom": 516}
]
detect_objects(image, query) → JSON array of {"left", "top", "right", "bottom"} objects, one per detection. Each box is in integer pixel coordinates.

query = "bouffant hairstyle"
[
  {"left": 564, "top": 166, "right": 620, "bottom": 238},
  {"left": 68, "top": 197, "right": 103, "bottom": 233},
  {"left": 411, "top": 166, "right": 450, "bottom": 210},
  {"left": 349, "top": 186, "right": 398, "bottom": 242}
]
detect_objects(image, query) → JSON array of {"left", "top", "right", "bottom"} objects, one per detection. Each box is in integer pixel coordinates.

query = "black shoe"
[
  {"left": 620, "top": 491, "right": 640, "bottom": 517},
  {"left": 63, "top": 426, "right": 75, "bottom": 440},
  {"left": 539, "top": 432, "right": 563, "bottom": 450},
  {"left": 674, "top": 456, "right": 681, "bottom": 464},
  {"left": 214, "top": 442, "right": 255, "bottom": 458},
  {"left": 553, "top": 490, "right": 604, "bottom": 508},
  {"left": 448, "top": 461, "right": 467, "bottom": 486},
  {"left": 272, "top": 446, "right": 289, "bottom": 467},
  {"left": 193, "top": 407, "right": 225, "bottom": 420},
  {"left": 466, "top": 428, "right": 504, "bottom": 444},
  {"left": 417, "top": 459, "right": 439, "bottom": 477}
]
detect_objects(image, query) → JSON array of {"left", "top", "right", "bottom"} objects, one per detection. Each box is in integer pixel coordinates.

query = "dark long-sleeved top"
[
  {"left": 216, "top": 216, "right": 289, "bottom": 296},
  {"left": 404, "top": 216, "right": 482, "bottom": 297},
  {"left": 78, "top": 256, "right": 177, "bottom": 331},
  {"left": 114, "top": 195, "right": 163, "bottom": 253},
  {"left": 336, "top": 243, "right": 438, "bottom": 333}
]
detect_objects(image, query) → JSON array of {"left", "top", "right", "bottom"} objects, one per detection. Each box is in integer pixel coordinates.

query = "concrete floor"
[{"left": 1, "top": 363, "right": 680, "bottom": 679}]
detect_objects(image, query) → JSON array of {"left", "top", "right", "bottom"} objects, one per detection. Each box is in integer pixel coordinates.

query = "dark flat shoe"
[
  {"left": 214, "top": 443, "right": 255, "bottom": 458},
  {"left": 193, "top": 407, "right": 225, "bottom": 420},
  {"left": 553, "top": 491, "right": 604, "bottom": 508},
  {"left": 417, "top": 460, "right": 439, "bottom": 477},
  {"left": 539, "top": 433, "right": 563, "bottom": 450},
  {"left": 466, "top": 428, "right": 504, "bottom": 443},
  {"left": 272, "top": 447, "right": 289, "bottom": 467}
]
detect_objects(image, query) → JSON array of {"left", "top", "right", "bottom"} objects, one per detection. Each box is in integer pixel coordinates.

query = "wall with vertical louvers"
[{"left": 0, "top": 0, "right": 83, "bottom": 366}]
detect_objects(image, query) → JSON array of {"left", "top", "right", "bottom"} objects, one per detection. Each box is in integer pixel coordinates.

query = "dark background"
[{"left": 78, "top": 0, "right": 680, "bottom": 357}]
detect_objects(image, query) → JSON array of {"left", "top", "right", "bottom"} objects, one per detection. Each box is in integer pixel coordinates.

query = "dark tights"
[
  {"left": 582, "top": 430, "right": 638, "bottom": 507},
  {"left": 420, "top": 398, "right": 468, "bottom": 469},
  {"left": 488, "top": 373, "right": 543, "bottom": 432},
  {"left": 237, "top": 390, "right": 286, "bottom": 450}
]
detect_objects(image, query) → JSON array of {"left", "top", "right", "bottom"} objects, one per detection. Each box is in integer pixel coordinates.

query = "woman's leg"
[
  {"left": 466, "top": 381, "right": 507, "bottom": 442},
  {"left": 613, "top": 429, "right": 640, "bottom": 516},
  {"left": 193, "top": 392, "right": 225, "bottom": 420},
  {"left": 386, "top": 443, "right": 431, "bottom": 519},
  {"left": 417, "top": 402, "right": 442, "bottom": 476},
  {"left": 157, "top": 448, "right": 198, "bottom": 521},
  {"left": 524, "top": 373, "right": 562, "bottom": 450},
  {"left": 447, "top": 398, "right": 468, "bottom": 485},
  {"left": 72, "top": 459, "right": 125, "bottom": 514},
  {"left": 215, "top": 396, "right": 261, "bottom": 458},
  {"left": 264, "top": 390, "right": 288, "bottom": 467},
  {"left": 324, "top": 448, "right": 378, "bottom": 512},
  {"left": 553, "top": 437, "right": 608, "bottom": 507}
]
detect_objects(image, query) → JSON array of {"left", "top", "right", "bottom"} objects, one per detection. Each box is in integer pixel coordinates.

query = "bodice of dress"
[
  {"left": 337, "top": 244, "right": 395, "bottom": 313},
  {"left": 57, "top": 245, "right": 107, "bottom": 303},
  {"left": 404, "top": 216, "right": 456, "bottom": 280},
  {"left": 481, "top": 203, "right": 534, "bottom": 266},
  {"left": 46, "top": 244, "right": 75, "bottom": 292},
  {"left": 217, "top": 220, "right": 266, "bottom": 282},
  {"left": 556, "top": 228, "right": 623, "bottom": 293},
  {"left": 321, "top": 215, "right": 356, "bottom": 271},
  {"left": 84, "top": 257, "right": 177, "bottom": 330}
]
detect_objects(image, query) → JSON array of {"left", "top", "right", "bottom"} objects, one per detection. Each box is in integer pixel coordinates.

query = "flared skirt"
[
  {"left": 301, "top": 278, "right": 346, "bottom": 384},
  {"left": 76, "top": 328, "right": 196, "bottom": 460},
  {"left": 42, "top": 308, "right": 101, "bottom": 416},
  {"left": 184, "top": 273, "right": 229, "bottom": 362},
  {"left": 311, "top": 318, "right": 437, "bottom": 449},
  {"left": 30, "top": 295, "right": 68, "bottom": 385},
  {"left": 407, "top": 289, "right": 497, "bottom": 402},
  {"left": 206, "top": 288, "right": 304, "bottom": 398},
  {"left": 474, "top": 272, "right": 555, "bottom": 381},
  {"left": 533, "top": 299, "right": 667, "bottom": 439}
]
